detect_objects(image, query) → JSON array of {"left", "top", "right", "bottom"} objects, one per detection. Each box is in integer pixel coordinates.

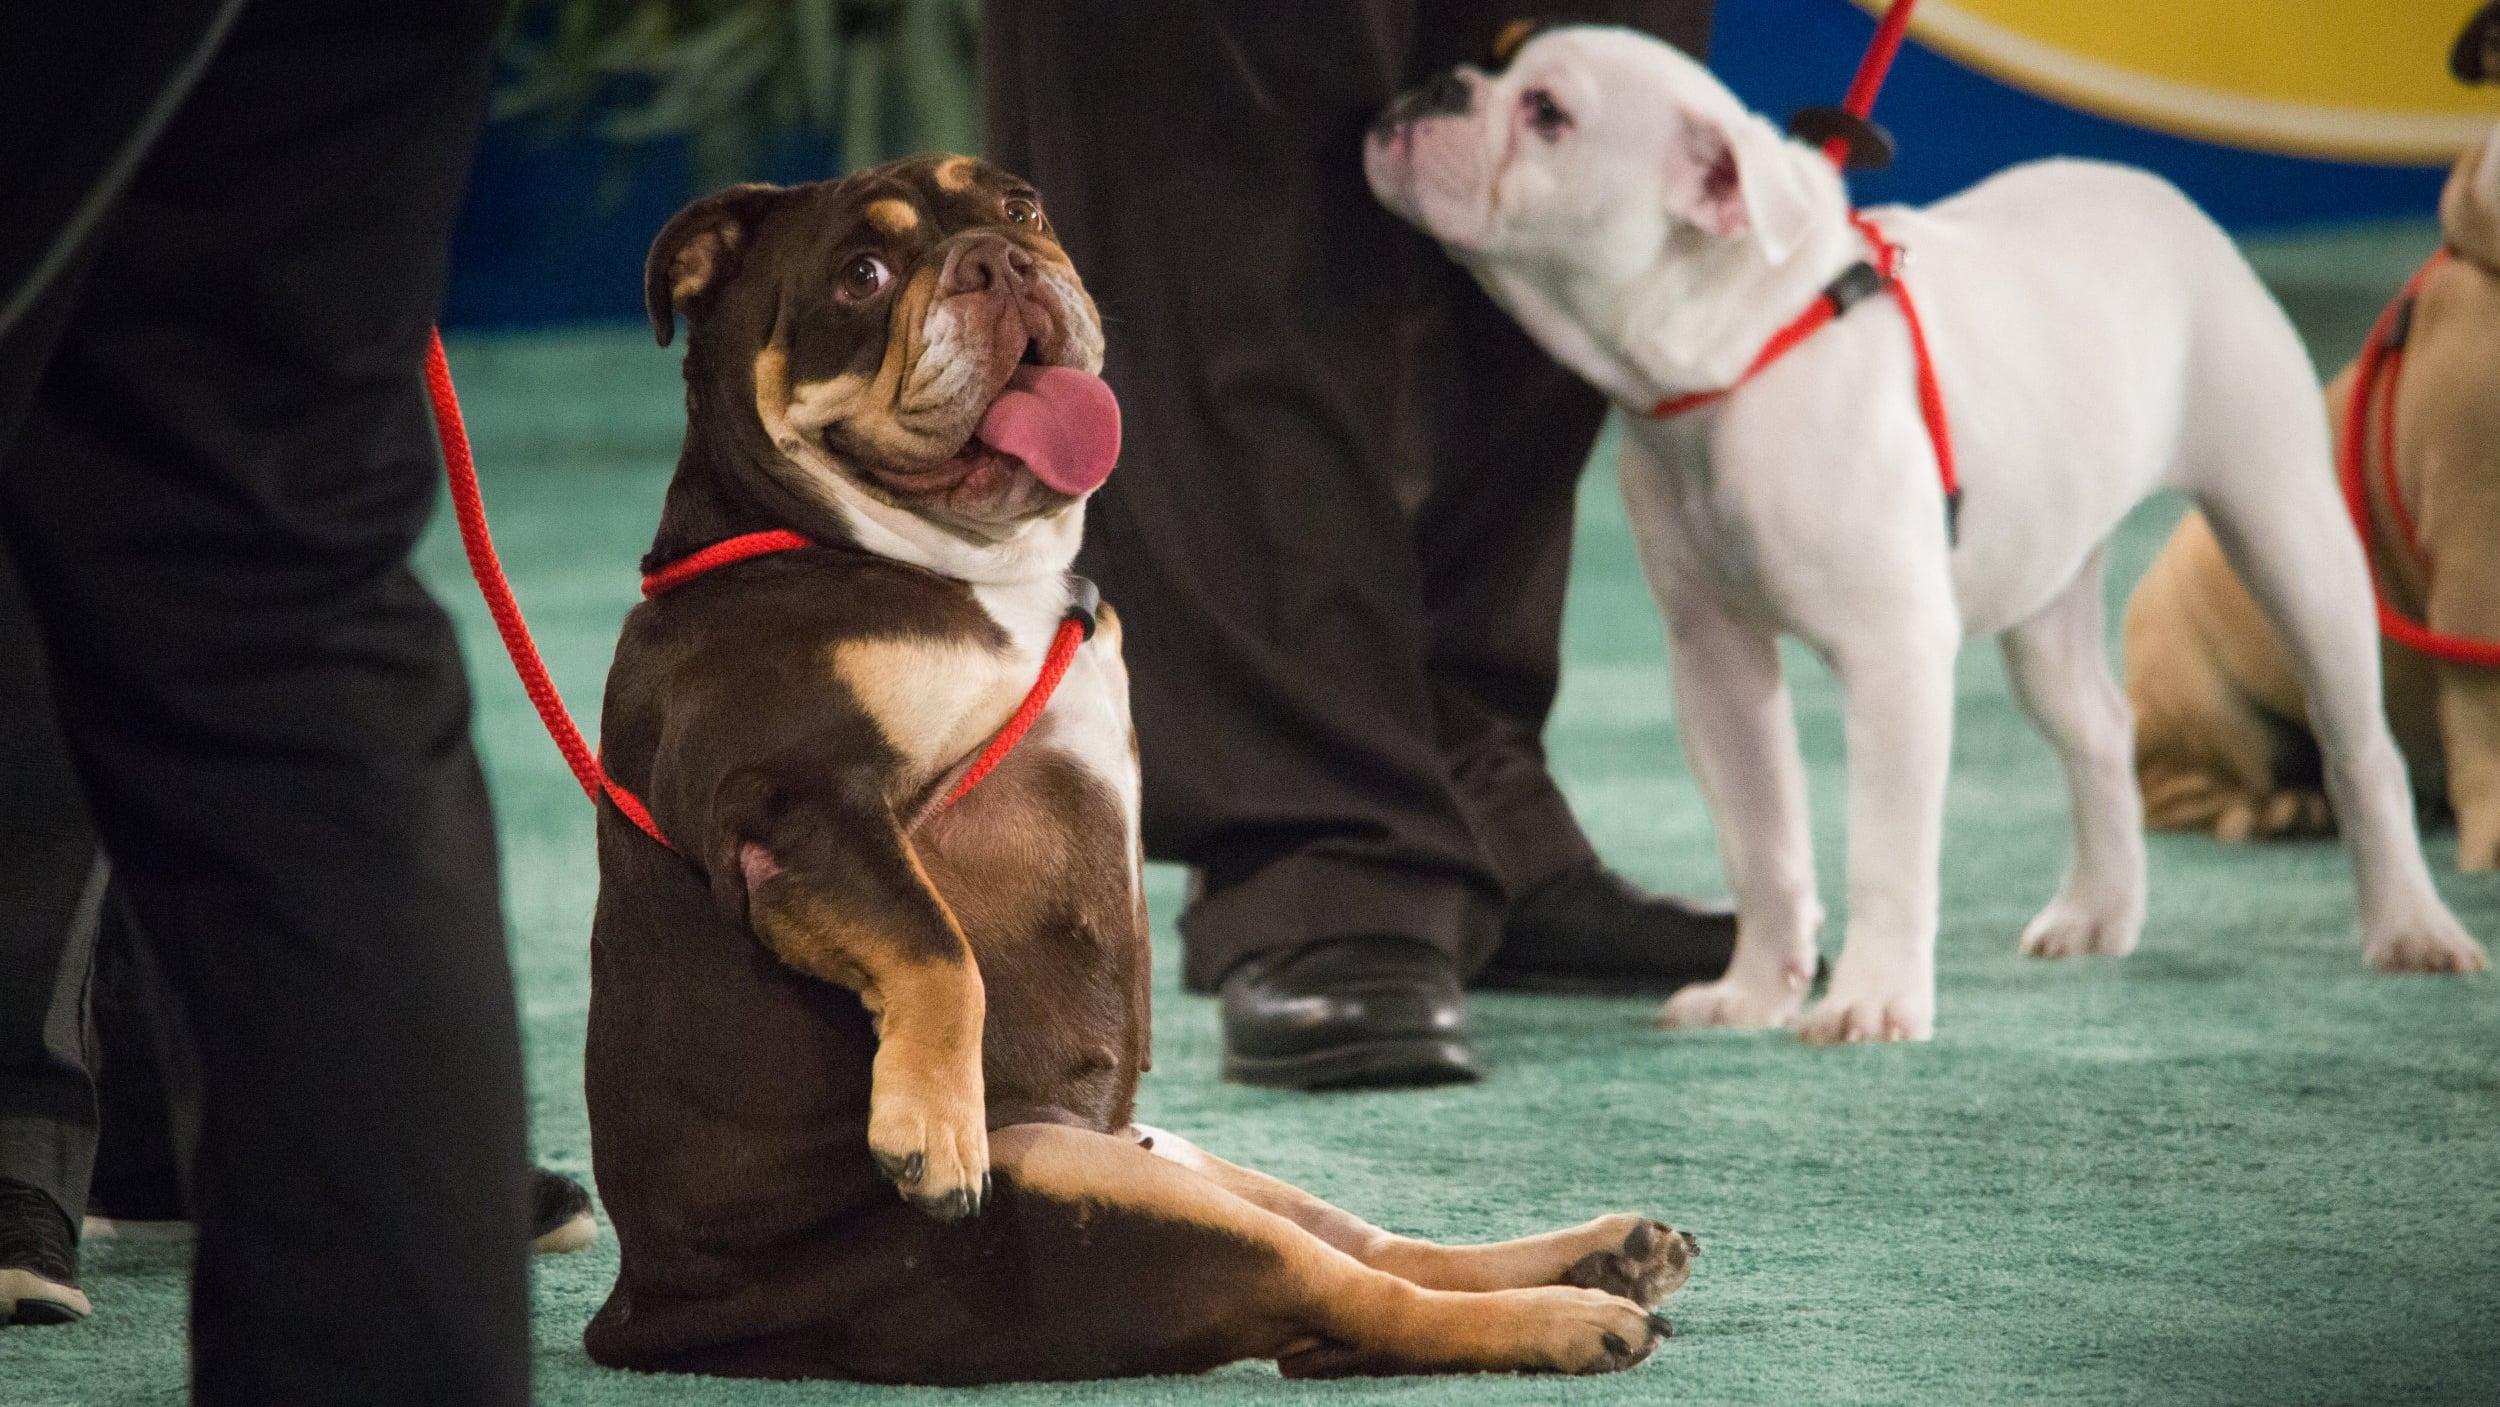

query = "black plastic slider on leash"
[{"left": 1066, "top": 575, "right": 1101, "bottom": 640}]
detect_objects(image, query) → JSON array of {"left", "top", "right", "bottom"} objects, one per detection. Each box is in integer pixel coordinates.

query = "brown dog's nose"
[{"left": 941, "top": 235, "right": 1035, "bottom": 296}]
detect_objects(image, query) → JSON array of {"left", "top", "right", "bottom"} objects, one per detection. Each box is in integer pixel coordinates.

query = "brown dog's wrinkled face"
[{"left": 647, "top": 156, "right": 1113, "bottom": 539}]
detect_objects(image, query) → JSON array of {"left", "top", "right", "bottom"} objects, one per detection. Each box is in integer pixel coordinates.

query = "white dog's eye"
[
  {"left": 837, "top": 254, "right": 892, "bottom": 302},
  {"left": 1521, "top": 88, "right": 1572, "bottom": 138}
]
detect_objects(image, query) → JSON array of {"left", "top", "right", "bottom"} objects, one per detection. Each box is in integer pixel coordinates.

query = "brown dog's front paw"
[
  {"left": 1557, "top": 1216, "right": 1696, "bottom": 1308},
  {"left": 869, "top": 1084, "right": 990, "bottom": 1221}
]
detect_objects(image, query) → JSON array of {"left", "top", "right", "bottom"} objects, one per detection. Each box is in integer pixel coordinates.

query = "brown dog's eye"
[
  {"left": 1522, "top": 88, "right": 1571, "bottom": 138},
  {"left": 1004, "top": 196, "right": 1043, "bottom": 226},
  {"left": 838, "top": 254, "right": 891, "bottom": 302}
]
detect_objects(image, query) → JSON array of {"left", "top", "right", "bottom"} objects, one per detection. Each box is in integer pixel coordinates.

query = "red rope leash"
[
  {"left": 1827, "top": 0, "right": 1919, "bottom": 166},
  {"left": 2337, "top": 252, "right": 2500, "bottom": 669},
  {"left": 425, "top": 330, "right": 1097, "bottom": 856},
  {"left": 1644, "top": 1, "right": 1960, "bottom": 534},
  {"left": 427, "top": 330, "right": 674, "bottom": 849}
]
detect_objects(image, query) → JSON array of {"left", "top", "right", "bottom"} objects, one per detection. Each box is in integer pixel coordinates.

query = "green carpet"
[{"left": 7, "top": 222, "right": 2497, "bottom": 1406}]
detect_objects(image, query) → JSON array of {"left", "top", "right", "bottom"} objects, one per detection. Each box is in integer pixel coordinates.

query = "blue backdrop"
[{"left": 443, "top": 0, "right": 2455, "bottom": 329}]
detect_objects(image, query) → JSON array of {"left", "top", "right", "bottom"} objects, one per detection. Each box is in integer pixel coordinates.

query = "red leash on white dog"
[
  {"left": 425, "top": 329, "right": 1092, "bottom": 855},
  {"left": 1643, "top": 0, "right": 1962, "bottom": 538},
  {"left": 2339, "top": 250, "right": 2500, "bottom": 669}
]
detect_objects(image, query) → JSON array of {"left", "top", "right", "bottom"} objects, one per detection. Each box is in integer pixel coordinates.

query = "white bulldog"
[{"left": 1365, "top": 24, "right": 2488, "bottom": 1044}]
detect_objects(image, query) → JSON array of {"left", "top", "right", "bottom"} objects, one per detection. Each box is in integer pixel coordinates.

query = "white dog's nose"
[{"left": 1374, "top": 67, "right": 1474, "bottom": 136}]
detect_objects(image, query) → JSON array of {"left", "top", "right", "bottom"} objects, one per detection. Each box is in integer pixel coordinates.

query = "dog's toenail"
[
  {"left": 1649, "top": 1312, "right": 1674, "bottom": 1339},
  {"left": 1601, "top": 1332, "right": 1629, "bottom": 1358},
  {"left": 1679, "top": 1229, "right": 1700, "bottom": 1256}
]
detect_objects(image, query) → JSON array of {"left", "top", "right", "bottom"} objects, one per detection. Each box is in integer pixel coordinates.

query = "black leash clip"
[
  {"left": 1789, "top": 107, "right": 1896, "bottom": 170},
  {"left": 1065, "top": 575, "right": 1102, "bottom": 640}
]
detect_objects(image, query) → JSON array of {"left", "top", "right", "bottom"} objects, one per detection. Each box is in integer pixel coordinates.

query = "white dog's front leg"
[
  {"left": 1652, "top": 581, "right": 1823, "bottom": 1032},
  {"left": 1799, "top": 628, "right": 1959, "bottom": 1045}
]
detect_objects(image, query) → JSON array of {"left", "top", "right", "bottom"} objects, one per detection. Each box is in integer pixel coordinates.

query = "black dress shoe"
[
  {"left": 1476, "top": 863, "right": 1741, "bottom": 995},
  {"left": 0, "top": 1179, "right": 89, "bottom": 1327},
  {"left": 1221, "top": 937, "right": 1482, "bottom": 1090}
]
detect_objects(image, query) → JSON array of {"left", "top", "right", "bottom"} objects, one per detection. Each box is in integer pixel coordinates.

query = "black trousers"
[
  {"left": 985, "top": 1, "right": 1714, "bottom": 988},
  {"left": 0, "top": 569, "right": 200, "bottom": 1230},
  {"left": 0, "top": 3, "right": 528, "bottom": 1403},
  {"left": 0, "top": 544, "right": 106, "bottom": 1230}
]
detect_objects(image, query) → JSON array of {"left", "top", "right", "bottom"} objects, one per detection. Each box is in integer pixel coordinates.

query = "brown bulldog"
[
  {"left": 580, "top": 155, "right": 1692, "bottom": 1384},
  {"left": 2124, "top": 132, "right": 2500, "bottom": 871}
]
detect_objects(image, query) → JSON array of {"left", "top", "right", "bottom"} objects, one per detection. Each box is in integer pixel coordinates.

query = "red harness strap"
[
  {"left": 426, "top": 330, "right": 1098, "bottom": 855},
  {"left": 1643, "top": 2, "right": 1961, "bottom": 539},
  {"left": 2338, "top": 251, "right": 2500, "bottom": 669}
]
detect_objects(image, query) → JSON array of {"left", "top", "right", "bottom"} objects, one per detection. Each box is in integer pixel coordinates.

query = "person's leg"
[
  {"left": 986, "top": 0, "right": 1502, "bottom": 1085},
  {"left": 84, "top": 887, "right": 202, "bottom": 1231},
  {"left": 1403, "top": 2, "right": 1738, "bottom": 991},
  {"left": 0, "top": 1, "right": 530, "bottom": 1401},
  {"left": 0, "top": 536, "right": 103, "bottom": 1327}
]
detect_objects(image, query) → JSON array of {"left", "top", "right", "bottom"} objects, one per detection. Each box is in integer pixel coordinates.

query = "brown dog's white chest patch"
[{"left": 832, "top": 635, "right": 1027, "bottom": 777}]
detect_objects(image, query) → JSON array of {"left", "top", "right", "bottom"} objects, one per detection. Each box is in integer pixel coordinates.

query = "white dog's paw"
[
  {"left": 1656, "top": 974, "right": 1804, "bottom": 1031},
  {"left": 2363, "top": 913, "right": 2490, "bottom": 975},
  {"left": 1797, "top": 975, "right": 1933, "bottom": 1045},
  {"left": 2018, "top": 895, "right": 2144, "bottom": 960}
]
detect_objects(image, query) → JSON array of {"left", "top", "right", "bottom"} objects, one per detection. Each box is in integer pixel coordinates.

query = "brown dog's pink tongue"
[{"left": 976, "top": 365, "right": 1120, "bottom": 495}]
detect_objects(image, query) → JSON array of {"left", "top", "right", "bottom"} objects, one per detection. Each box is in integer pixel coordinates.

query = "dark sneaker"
[
  {"left": 1220, "top": 936, "right": 1481, "bottom": 1090},
  {"left": 0, "top": 1179, "right": 89, "bottom": 1326},
  {"left": 532, "top": 1167, "right": 597, "bottom": 1254}
]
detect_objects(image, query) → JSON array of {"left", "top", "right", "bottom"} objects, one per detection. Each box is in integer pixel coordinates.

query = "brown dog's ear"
[{"left": 644, "top": 183, "right": 786, "bottom": 347}]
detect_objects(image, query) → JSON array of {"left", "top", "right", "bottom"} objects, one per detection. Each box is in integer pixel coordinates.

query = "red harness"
[
  {"left": 426, "top": 331, "right": 1097, "bottom": 856},
  {"left": 2339, "top": 250, "right": 2500, "bottom": 669},
  {"left": 1645, "top": 211, "right": 1961, "bottom": 535},
  {"left": 1644, "top": 0, "right": 1961, "bottom": 539}
]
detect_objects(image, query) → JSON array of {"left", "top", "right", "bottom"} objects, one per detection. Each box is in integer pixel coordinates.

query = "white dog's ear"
[{"left": 1672, "top": 108, "right": 1816, "bottom": 264}]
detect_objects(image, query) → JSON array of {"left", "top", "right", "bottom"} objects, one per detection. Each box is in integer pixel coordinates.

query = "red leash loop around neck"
[
  {"left": 425, "top": 330, "right": 1097, "bottom": 857},
  {"left": 931, "top": 614, "right": 1091, "bottom": 815},
  {"left": 640, "top": 530, "right": 814, "bottom": 598},
  {"left": 2337, "top": 252, "right": 2500, "bottom": 670},
  {"left": 1644, "top": 213, "right": 1961, "bottom": 534},
  {"left": 1644, "top": 2, "right": 1959, "bottom": 537}
]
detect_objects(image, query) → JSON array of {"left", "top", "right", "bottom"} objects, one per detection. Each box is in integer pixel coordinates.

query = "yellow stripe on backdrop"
[{"left": 1862, "top": 0, "right": 2500, "bottom": 165}]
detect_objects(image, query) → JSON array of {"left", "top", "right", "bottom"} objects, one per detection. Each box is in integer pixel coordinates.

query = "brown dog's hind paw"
[
  {"left": 2213, "top": 788, "right": 2334, "bottom": 843},
  {"left": 1519, "top": 1286, "right": 1668, "bottom": 1374},
  {"left": 1285, "top": 1285, "right": 1666, "bottom": 1377},
  {"left": 1556, "top": 1217, "right": 1695, "bottom": 1308}
]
